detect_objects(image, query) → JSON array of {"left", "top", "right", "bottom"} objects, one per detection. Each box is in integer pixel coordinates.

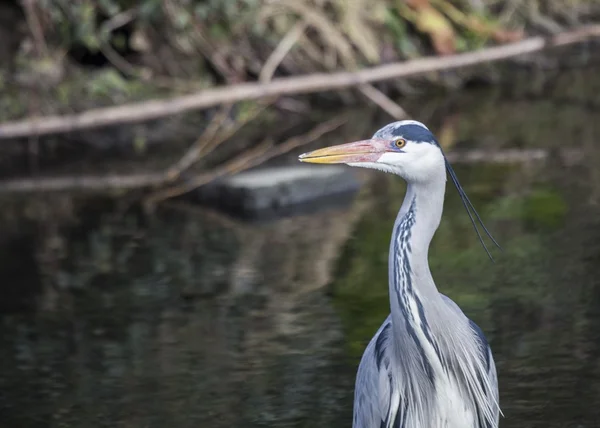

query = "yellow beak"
[{"left": 299, "top": 139, "right": 388, "bottom": 164}]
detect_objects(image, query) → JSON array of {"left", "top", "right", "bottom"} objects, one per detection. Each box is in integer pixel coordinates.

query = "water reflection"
[
  {"left": 2, "top": 82, "right": 600, "bottom": 427},
  {"left": 0, "top": 197, "right": 367, "bottom": 427}
]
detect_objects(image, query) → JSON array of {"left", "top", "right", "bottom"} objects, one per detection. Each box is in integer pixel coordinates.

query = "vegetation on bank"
[{"left": 2, "top": 0, "right": 598, "bottom": 118}]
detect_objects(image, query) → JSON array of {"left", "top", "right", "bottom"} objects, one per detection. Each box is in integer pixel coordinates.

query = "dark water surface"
[{"left": 2, "top": 79, "right": 600, "bottom": 427}]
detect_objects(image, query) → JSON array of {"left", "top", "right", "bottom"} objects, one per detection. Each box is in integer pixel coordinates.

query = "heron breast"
[{"left": 433, "top": 374, "right": 476, "bottom": 428}]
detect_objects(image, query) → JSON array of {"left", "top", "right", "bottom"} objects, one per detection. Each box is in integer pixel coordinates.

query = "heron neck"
[{"left": 389, "top": 176, "right": 446, "bottom": 312}]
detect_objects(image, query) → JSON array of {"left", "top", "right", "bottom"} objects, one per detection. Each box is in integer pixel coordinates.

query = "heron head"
[
  {"left": 300, "top": 119, "right": 502, "bottom": 260},
  {"left": 299, "top": 120, "right": 445, "bottom": 183}
]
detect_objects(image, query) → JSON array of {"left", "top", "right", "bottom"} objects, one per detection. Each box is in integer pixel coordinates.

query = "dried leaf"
[
  {"left": 430, "top": 0, "right": 524, "bottom": 45},
  {"left": 413, "top": 4, "right": 456, "bottom": 55},
  {"left": 491, "top": 28, "right": 524, "bottom": 43}
]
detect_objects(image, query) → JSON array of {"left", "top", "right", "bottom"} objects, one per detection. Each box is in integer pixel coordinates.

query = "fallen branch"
[
  {"left": 144, "top": 138, "right": 273, "bottom": 208},
  {"left": 144, "top": 114, "right": 350, "bottom": 207},
  {"left": 358, "top": 84, "right": 409, "bottom": 119},
  {"left": 0, "top": 173, "right": 165, "bottom": 193},
  {"left": 0, "top": 147, "right": 582, "bottom": 195},
  {"left": 1, "top": 25, "right": 599, "bottom": 140},
  {"left": 165, "top": 102, "right": 271, "bottom": 181}
]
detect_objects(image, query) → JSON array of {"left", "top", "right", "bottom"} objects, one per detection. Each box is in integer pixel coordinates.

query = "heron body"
[{"left": 299, "top": 120, "right": 500, "bottom": 428}]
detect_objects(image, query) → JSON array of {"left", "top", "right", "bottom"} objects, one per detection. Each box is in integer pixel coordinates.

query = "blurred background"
[{"left": 1, "top": 1, "right": 600, "bottom": 427}]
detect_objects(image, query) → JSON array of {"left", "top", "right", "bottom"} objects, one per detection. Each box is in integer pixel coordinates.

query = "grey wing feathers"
[
  {"left": 441, "top": 294, "right": 500, "bottom": 427},
  {"left": 469, "top": 319, "right": 500, "bottom": 426},
  {"left": 353, "top": 296, "right": 499, "bottom": 428},
  {"left": 353, "top": 316, "right": 400, "bottom": 428}
]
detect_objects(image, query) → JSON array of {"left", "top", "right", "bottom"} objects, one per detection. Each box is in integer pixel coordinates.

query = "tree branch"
[
  {"left": 259, "top": 21, "right": 307, "bottom": 83},
  {"left": 144, "top": 114, "right": 350, "bottom": 207},
  {"left": 358, "top": 84, "right": 408, "bottom": 119},
  {"left": 0, "top": 148, "right": 582, "bottom": 195},
  {"left": 0, "top": 25, "right": 599, "bottom": 140}
]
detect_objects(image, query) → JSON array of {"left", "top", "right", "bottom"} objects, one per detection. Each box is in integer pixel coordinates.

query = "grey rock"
[{"left": 197, "top": 165, "right": 361, "bottom": 219}]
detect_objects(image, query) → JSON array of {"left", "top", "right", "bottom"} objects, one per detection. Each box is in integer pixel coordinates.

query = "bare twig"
[
  {"left": 166, "top": 104, "right": 234, "bottom": 180},
  {"left": 145, "top": 114, "right": 350, "bottom": 206},
  {"left": 98, "top": 8, "right": 144, "bottom": 78},
  {"left": 263, "top": 1, "right": 357, "bottom": 69},
  {"left": 166, "top": 102, "right": 270, "bottom": 181},
  {"left": 528, "top": 1, "right": 563, "bottom": 33},
  {"left": 144, "top": 139, "right": 274, "bottom": 208},
  {"left": 100, "top": 43, "right": 141, "bottom": 77},
  {"left": 101, "top": 8, "right": 138, "bottom": 35},
  {"left": 260, "top": 21, "right": 307, "bottom": 83},
  {"left": 0, "top": 173, "right": 165, "bottom": 193},
  {"left": 20, "top": 0, "right": 46, "bottom": 172},
  {"left": 253, "top": 113, "right": 350, "bottom": 159},
  {"left": 358, "top": 84, "right": 408, "bottom": 119},
  {"left": 21, "top": 0, "right": 48, "bottom": 57},
  {"left": 0, "top": 147, "right": 583, "bottom": 195},
  {"left": 1, "top": 25, "right": 599, "bottom": 139}
]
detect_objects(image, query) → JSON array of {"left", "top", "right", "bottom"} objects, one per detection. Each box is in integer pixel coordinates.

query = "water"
[{"left": 2, "top": 76, "right": 600, "bottom": 427}]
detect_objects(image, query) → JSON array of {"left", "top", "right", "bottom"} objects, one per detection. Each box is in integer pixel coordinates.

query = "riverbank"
[{"left": 3, "top": 1, "right": 600, "bottom": 125}]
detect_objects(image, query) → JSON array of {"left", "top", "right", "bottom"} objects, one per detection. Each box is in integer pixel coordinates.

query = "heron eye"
[{"left": 394, "top": 138, "right": 406, "bottom": 149}]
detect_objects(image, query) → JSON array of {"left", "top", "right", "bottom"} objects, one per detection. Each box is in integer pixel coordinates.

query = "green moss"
[{"left": 522, "top": 188, "right": 568, "bottom": 230}]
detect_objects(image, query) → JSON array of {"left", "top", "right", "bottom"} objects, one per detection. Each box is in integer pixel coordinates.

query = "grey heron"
[{"left": 298, "top": 120, "right": 501, "bottom": 428}]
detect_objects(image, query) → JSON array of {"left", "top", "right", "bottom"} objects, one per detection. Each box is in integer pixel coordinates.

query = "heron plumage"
[
  {"left": 298, "top": 120, "right": 500, "bottom": 428},
  {"left": 353, "top": 308, "right": 498, "bottom": 428},
  {"left": 352, "top": 175, "right": 499, "bottom": 428}
]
